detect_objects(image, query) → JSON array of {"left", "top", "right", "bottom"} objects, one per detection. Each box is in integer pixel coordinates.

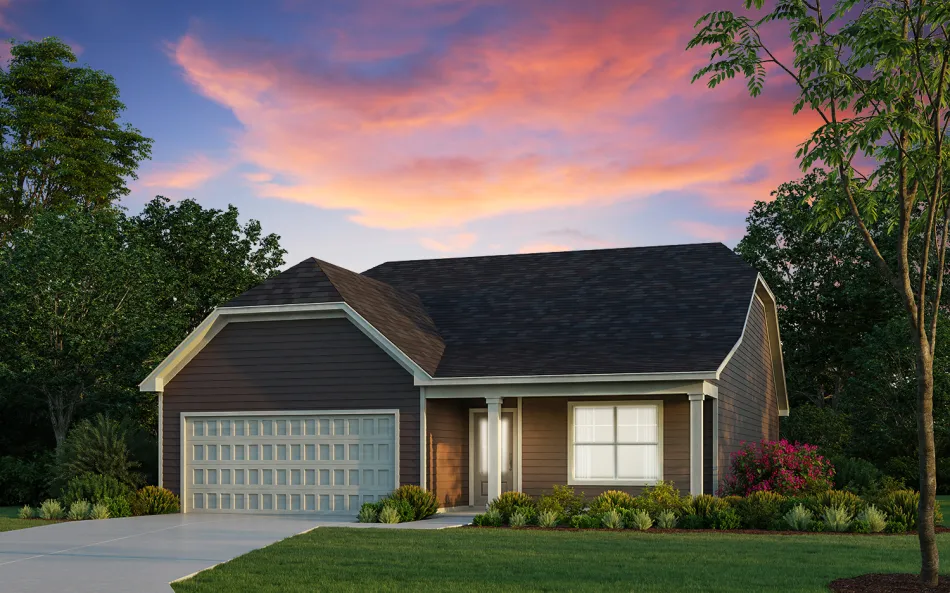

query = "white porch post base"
[
  {"left": 486, "top": 396, "right": 503, "bottom": 507},
  {"left": 689, "top": 393, "right": 704, "bottom": 496}
]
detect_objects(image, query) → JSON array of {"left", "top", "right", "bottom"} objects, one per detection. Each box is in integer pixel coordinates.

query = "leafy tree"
[
  {"left": 0, "top": 209, "right": 167, "bottom": 446},
  {"left": 0, "top": 38, "right": 151, "bottom": 242},
  {"left": 689, "top": 1, "right": 950, "bottom": 582},
  {"left": 736, "top": 171, "right": 900, "bottom": 409},
  {"left": 130, "top": 196, "right": 286, "bottom": 358}
]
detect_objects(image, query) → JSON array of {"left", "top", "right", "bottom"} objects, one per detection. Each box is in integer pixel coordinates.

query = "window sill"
[{"left": 568, "top": 478, "right": 663, "bottom": 487}]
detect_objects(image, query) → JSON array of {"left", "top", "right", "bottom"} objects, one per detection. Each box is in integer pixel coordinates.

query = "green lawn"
[
  {"left": 939, "top": 495, "right": 950, "bottom": 527},
  {"left": 172, "top": 528, "right": 950, "bottom": 593},
  {"left": 0, "top": 506, "right": 60, "bottom": 532}
]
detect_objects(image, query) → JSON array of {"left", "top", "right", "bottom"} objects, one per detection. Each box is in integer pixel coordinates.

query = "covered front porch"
[{"left": 421, "top": 381, "right": 719, "bottom": 509}]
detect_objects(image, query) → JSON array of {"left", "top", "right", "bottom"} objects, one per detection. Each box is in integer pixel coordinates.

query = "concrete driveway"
[{"left": 0, "top": 513, "right": 351, "bottom": 593}]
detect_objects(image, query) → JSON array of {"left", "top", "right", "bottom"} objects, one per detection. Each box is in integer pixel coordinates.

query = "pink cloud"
[
  {"left": 168, "top": 1, "right": 819, "bottom": 230},
  {"left": 674, "top": 220, "right": 745, "bottom": 244},
  {"left": 139, "top": 154, "right": 230, "bottom": 190},
  {"left": 518, "top": 243, "right": 573, "bottom": 254},
  {"left": 418, "top": 232, "right": 478, "bottom": 253}
]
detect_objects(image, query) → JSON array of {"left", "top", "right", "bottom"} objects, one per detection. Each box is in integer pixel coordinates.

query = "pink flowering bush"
[{"left": 720, "top": 439, "right": 834, "bottom": 496}]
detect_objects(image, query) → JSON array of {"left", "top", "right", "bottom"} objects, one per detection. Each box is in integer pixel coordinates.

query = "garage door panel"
[{"left": 184, "top": 412, "right": 397, "bottom": 514}]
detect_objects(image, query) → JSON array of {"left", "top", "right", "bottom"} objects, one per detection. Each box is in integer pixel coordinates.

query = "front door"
[{"left": 472, "top": 411, "right": 514, "bottom": 507}]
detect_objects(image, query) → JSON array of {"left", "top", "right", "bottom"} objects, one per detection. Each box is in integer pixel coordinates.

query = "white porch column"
[
  {"left": 485, "top": 396, "right": 503, "bottom": 506},
  {"left": 688, "top": 393, "right": 704, "bottom": 496}
]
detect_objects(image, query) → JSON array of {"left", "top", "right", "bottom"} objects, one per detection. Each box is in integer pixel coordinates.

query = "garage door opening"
[{"left": 182, "top": 411, "right": 398, "bottom": 514}]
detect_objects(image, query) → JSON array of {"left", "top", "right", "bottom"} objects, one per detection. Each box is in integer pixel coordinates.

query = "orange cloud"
[
  {"left": 139, "top": 154, "right": 229, "bottom": 190},
  {"left": 168, "top": 1, "right": 820, "bottom": 230},
  {"left": 674, "top": 220, "right": 745, "bottom": 244}
]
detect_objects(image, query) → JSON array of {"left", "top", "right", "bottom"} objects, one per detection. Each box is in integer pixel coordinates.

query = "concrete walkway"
[{"left": 0, "top": 512, "right": 475, "bottom": 593}]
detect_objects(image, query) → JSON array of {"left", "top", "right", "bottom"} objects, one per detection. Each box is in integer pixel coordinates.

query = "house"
[{"left": 140, "top": 242, "right": 787, "bottom": 514}]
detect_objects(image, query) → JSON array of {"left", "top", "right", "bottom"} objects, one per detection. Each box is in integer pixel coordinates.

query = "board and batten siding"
[
  {"left": 161, "top": 317, "right": 420, "bottom": 496},
  {"left": 521, "top": 395, "right": 691, "bottom": 498},
  {"left": 715, "top": 296, "right": 780, "bottom": 489}
]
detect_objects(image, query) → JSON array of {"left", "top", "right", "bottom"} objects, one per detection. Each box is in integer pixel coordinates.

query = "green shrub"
[
  {"left": 831, "top": 456, "right": 883, "bottom": 495},
  {"left": 388, "top": 485, "right": 439, "bottom": 521},
  {"left": 875, "top": 489, "right": 943, "bottom": 529},
  {"left": 357, "top": 503, "right": 379, "bottom": 523},
  {"left": 130, "top": 486, "right": 179, "bottom": 516},
  {"left": 67, "top": 500, "right": 92, "bottom": 520},
  {"left": 588, "top": 490, "right": 636, "bottom": 514},
  {"left": 822, "top": 505, "right": 852, "bottom": 532},
  {"left": 885, "top": 520, "right": 909, "bottom": 533},
  {"left": 687, "top": 494, "right": 728, "bottom": 527},
  {"left": 856, "top": 505, "right": 887, "bottom": 533},
  {"left": 537, "top": 509, "right": 560, "bottom": 528},
  {"left": 627, "top": 510, "right": 652, "bottom": 531},
  {"left": 61, "top": 474, "right": 132, "bottom": 507},
  {"left": 783, "top": 504, "right": 813, "bottom": 531},
  {"left": 537, "top": 485, "right": 585, "bottom": 519},
  {"left": 509, "top": 509, "right": 531, "bottom": 528},
  {"left": 711, "top": 508, "right": 741, "bottom": 530},
  {"left": 736, "top": 491, "right": 785, "bottom": 529},
  {"left": 103, "top": 496, "right": 132, "bottom": 518},
  {"left": 39, "top": 499, "right": 64, "bottom": 520},
  {"left": 57, "top": 414, "right": 142, "bottom": 488},
  {"left": 722, "top": 495, "right": 744, "bottom": 508},
  {"left": 600, "top": 509, "right": 623, "bottom": 529},
  {"left": 17, "top": 505, "right": 34, "bottom": 519},
  {"left": 677, "top": 514, "right": 703, "bottom": 529},
  {"left": 810, "top": 520, "right": 826, "bottom": 532},
  {"left": 513, "top": 505, "right": 537, "bottom": 524},
  {"left": 656, "top": 509, "right": 678, "bottom": 529},
  {"left": 0, "top": 455, "right": 52, "bottom": 506},
  {"left": 482, "top": 508, "right": 504, "bottom": 527},
  {"left": 569, "top": 514, "right": 599, "bottom": 529},
  {"left": 89, "top": 503, "right": 110, "bottom": 520},
  {"left": 381, "top": 499, "right": 414, "bottom": 523},
  {"left": 638, "top": 481, "right": 687, "bottom": 516},
  {"left": 851, "top": 520, "right": 871, "bottom": 533},
  {"left": 813, "top": 490, "right": 864, "bottom": 517},
  {"left": 488, "top": 492, "right": 535, "bottom": 522},
  {"left": 378, "top": 505, "right": 401, "bottom": 524}
]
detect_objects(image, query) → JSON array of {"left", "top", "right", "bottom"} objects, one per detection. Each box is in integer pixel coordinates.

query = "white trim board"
[
  {"left": 467, "top": 407, "right": 520, "bottom": 507},
  {"left": 139, "top": 303, "right": 431, "bottom": 392}
]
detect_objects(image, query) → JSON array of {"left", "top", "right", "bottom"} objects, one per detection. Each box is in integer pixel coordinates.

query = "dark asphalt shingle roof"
[{"left": 225, "top": 243, "right": 760, "bottom": 378}]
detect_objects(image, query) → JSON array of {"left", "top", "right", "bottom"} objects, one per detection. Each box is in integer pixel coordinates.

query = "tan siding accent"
[
  {"left": 425, "top": 398, "right": 469, "bottom": 507},
  {"left": 715, "top": 298, "right": 780, "bottom": 490},
  {"left": 521, "top": 395, "right": 690, "bottom": 498},
  {"left": 162, "top": 317, "right": 420, "bottom": 496}
]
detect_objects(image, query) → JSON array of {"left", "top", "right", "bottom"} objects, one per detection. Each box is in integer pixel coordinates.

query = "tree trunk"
[
  {"left": 916, "top": 344, "right": 939, "bottom": 586},
  {"left": 46, "top": 388, "right": 76, "bottom": 447}
]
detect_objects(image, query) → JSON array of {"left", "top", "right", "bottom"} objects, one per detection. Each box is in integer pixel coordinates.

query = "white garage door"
[{"left": 183, "top": 412, "right": 397, "bottom": 514}]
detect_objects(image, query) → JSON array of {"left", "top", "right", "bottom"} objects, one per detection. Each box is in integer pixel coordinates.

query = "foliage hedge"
[
  {"left": 471, "top": 483, "right": 941, "bottom": 533},
  {"left": 130, "top": 486, "right": 179, "bottom": 516}
]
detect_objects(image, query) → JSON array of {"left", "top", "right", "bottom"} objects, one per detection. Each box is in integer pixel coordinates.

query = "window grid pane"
[{"left": 572, "top": 404, "right": 660, "bottom": 482}]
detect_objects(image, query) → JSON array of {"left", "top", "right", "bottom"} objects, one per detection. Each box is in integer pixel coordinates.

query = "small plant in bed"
[
  {"left": 488, "top": 492, "right": 535, "bottom": 523},
  {"left": 67, "top": 500, "right": 92, "bottom": 521},
  {"left": 39, "top": 499, "right": 64, "bottom": 520},
  {"left": 388, "top": 485, "right": 438, "bottom": 521},
  {"left": 17, "top": 505, "right": 34, "bottom": 519}
]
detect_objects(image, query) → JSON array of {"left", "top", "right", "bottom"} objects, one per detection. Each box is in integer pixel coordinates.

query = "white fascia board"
[
  {"left": 424, "top": 380, "right": 707, "bottom": 399},
  {"left": 414, "top": 370, "right": 716, "bottom": 387},
  {"left": 139, "top": 302, "right": 431, "bottom": 392}
]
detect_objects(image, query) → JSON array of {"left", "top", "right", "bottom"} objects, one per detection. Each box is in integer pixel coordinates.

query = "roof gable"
[{"left": 226, "top": 258, "right": 341, "bottom": 307}]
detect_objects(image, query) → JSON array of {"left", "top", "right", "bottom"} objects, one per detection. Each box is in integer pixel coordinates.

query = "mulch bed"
[
  {"left": 830, "top": 574, "right": 950, "bottom": 592},
  {"left": 464, "top": 525, "right": 950, "bottom": 536}
]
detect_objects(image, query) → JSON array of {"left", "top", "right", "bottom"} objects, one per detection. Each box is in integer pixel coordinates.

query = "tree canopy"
[{"left": 0, "top": 37, "right": 152, "bottom": 242}]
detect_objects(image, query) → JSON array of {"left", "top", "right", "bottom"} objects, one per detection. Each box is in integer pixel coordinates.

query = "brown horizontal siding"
[
  {"left": 521, "top": 395, "right": 690, "bottom": 498},
  {"left": 161, "top": 317, "right": 420, "bottom": 496},
  {"left": 425, "top": 399, "right": 470, "bottom": 507},
  {"left": 716, "top": 297, "right": 780, "bottom": 490}
]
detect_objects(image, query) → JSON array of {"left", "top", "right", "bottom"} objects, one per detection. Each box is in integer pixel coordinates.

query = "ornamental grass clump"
[
  {"left": 783, "top": 504, "right": 813, "bottom": 531},
  {"left": 656, "top": 509, "right": 678, "bottom": 529},
  {"left": 89, "top": 503, "right": 110, "bottom": 520},
  {"left": 17, "top": 505, "right": 34, "bottom": 519},
  {"left": 627, "top": 510, "right": 653, "bottom": 531},
  {"left": 39, "top": 499, "right": 64, "bottom": 520},
  {"left": 378, "top": 504, "right": 401, "bottom": 524},
  {"left": 813, "top": 490, "right": 864, "bottom": 517},
  {"left": 822, "top": 505, "right": 852, "bottom": 532},
  {"left": 600, "top": 509, "right": 623, "bottom": 530},
  {"left": 736, "top": 490, "right": 785, "bottom": 530},
  {"left": 687, "top": 494, "right": 728, "bottom": 527},
  {"left": 488, "top": 492, "right": 535, "bottom": 523},
  {"left": 856, "top": 505, "right": 887, "bottom": 533},
  {"left": 588, "top": 490, "right": 636, "bottom": 515},
  {"left": 130, "top": 486, "right": 179, "bottom": 516},
  {"left": 67, "top": 500, "right": 92, "bottom": 520},
  {"left": 721, "top": 439, "right": 834, "bottom": 497},
  {"left": 508, "top": 509, "right": 531, "bottom": 528},
  {"left": 357, "top": 502, "right": 380, "bottom": 523},
  {"left": 388, "top": 485, "right": 439, "bottom": 521},
  {"left": 537, "top": 509, "right": 560, "bottom": 528}
]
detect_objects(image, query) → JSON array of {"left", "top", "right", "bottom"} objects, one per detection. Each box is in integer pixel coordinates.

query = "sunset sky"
[{"left": 20, "top": 0, "right": 818, "bottom": 270}]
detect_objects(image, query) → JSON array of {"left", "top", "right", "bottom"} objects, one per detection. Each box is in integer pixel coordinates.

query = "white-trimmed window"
[{"left": 569, "top": 402, "right": 662, "bottom": 484}]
